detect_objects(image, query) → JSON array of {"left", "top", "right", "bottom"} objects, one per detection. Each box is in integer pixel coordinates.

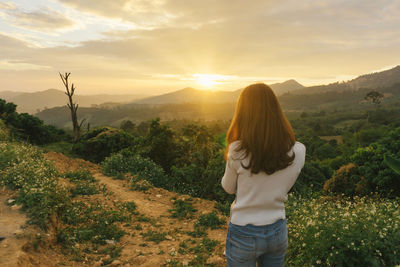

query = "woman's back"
[
  {"left": 222, "top": 83, "right": 306, "bottom": 266},
  {"left": 222, "top": 140, "right": 306, "bottom": 226}
]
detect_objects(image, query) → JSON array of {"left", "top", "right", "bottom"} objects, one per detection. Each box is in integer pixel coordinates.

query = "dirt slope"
[{"left": 37, "top": 152, "right": 228, "bottom": 266}]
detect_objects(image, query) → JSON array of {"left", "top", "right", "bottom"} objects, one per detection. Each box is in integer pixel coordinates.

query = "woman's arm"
[{"left": 221, "top": 142, "right": 241, "bottom": 194}]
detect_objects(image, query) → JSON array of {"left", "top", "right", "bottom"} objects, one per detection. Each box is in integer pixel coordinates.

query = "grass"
[
  {"left": 215, "top": 201, "right": 231, "bottom": 216},
  {"left": 141, "top": 230, "right": 167, "bottom": 244},
  {"left": 195, "top": 211, "right": 225, "bottom": 230},
  {"left": 40, "top": 141, "right": 75, "bottom": 157},
  {"left": 70, "top": 180, "right": 100, "bottom": 197},
  {"left": 130, "top": 175, "right": 153, "bottom": 192},
  {"left": 63, "top": 169, "right": 96, "bottom": 182},
  {"left": 169, "top": 197, "right": 197, "bottom": 219}
]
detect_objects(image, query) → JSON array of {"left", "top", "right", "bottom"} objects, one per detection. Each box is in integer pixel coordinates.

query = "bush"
[
  {"left": 195, "top": 211, "right": 225, "bottom": 230},
  {"left": 323, "top": 163, "right": 368, "bottom": 196},
  {"left": 129, "top": 174, "right": 153, "bottom": 192},
  {"left": 169, "top": 198, "right": 197, "bottom": 219},
  {"left": 101, "top": 150, "right": 168, "bottom": 188},
  {"left": 0, "top": 119, "right": 9, "bottom": 141},
  {"left": 350, "top": 144, "right": 400, "bottom": 197},
  {"left": 285, "top": 193, "right": 400, "bottom": 266},
  {"left": 0, "top": 142, "right": 70, "bottom": 230},
  {"left": 290, "top": 161, "right": 328, "bottom": 195},
  {"left": 142, "top": 118, "right": 179, "bottom": 173},
  {"left": 57, "top": 200, "right": 130, "bottom": 246},
  {"left": 141, "top": 230, "right": 167, "bottom": 244},
  {"left": 73, "top": 127, "right": 135, "bottom": 163},
  {"left": 63, "top": 169, "right": 96, "bottom": 182}
]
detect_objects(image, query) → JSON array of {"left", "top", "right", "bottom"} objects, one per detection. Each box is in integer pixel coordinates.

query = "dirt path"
[
  {"left": 0, "top": 186, "right": 30, "bottom": 267},
  {"left": 44, "top": 152, "right": 228, "bottom": 266}
]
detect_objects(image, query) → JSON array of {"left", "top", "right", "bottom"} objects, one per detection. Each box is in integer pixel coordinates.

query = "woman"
[{"left": 221, "top": 83, "right": 306, "bottom": 267}]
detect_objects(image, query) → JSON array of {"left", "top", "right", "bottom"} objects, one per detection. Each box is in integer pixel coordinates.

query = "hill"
[
  {"left": 292, "top": 65, "right": 400, "bottom": 95},
  {"left": 134, "top": 80, "right": 304, "bottom": 105},
  {"left": 35, "top": 81, "right": 400, "bottom": 129},
  {"left": 0, "top": 89, "right": 146, "bottom": 114}
]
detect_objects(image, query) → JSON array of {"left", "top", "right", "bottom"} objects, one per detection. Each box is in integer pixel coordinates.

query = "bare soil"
[{"left": 0, "top": 151, "right": 228, "bottom": 266}]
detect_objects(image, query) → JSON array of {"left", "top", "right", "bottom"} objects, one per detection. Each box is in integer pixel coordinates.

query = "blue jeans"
[{"left": 225, "top": 219, "right": 288, "bottom": 267}]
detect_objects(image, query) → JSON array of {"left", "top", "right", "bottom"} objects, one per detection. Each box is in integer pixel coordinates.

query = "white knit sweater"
[{"left": 221, "top": 140, "right": 306, "bottom": 226}]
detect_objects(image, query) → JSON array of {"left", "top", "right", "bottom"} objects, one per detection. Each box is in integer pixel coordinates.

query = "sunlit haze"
[{"left": 1, "top": 0, "right": 400, "bottom": 95}]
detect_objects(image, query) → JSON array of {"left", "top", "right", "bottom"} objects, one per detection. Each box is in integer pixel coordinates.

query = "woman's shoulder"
[
  {"left": 293, "top": 141, "right": 306, "bottom": 152},
  {"left": 292, "top": 141, "right": 306, "bottom": 163},
  {"left": 228, "top": 140, "right": 246, "bottom": 159},
  {"left": 229, "top": 140, "right": 241, "bottom": 150}
]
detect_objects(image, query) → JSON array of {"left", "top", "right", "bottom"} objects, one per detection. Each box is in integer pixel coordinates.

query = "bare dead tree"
[{"left": 59, "top": 72, "right": 86, "bottom": 142}]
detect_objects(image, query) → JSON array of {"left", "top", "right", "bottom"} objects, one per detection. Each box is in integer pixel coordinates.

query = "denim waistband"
[{"left": 228, "top": 218, "right": 286, "bottom": 232}]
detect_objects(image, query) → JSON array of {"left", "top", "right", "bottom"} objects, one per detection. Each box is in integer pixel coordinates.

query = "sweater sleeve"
[
  {"left": 285, "top": 141, "right": 307, "bottom": 194},
  {"left": 221, "top": 142, "right": 241, "bottom": 194}
]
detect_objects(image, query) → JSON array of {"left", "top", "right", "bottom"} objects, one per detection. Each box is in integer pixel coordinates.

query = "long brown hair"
[{"left": 225, "top": 83, "right": 295, "bottom": 174}]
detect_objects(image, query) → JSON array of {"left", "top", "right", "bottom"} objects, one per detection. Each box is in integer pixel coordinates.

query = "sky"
[{"left": 0, "top": 0, "right": 400, "bottom": 95}]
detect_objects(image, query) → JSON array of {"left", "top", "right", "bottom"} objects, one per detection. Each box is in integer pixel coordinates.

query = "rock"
[
  {"left": 165, "top": 235, "right": 173, "bottom": 240},
  {"left": 11, "top": 204, "right": 22, "bottom": 210},
  {"left": 14, "top": 229, "right": 24, "bottom": 237},
  {"left": 7, "top": 199, "right": 15, "bottom": 204},
  {"left": 206, "top": 255, "right": 225, "bottom": 265},
  {"left": 111, "top": 260, "right": 122, "bottom": 266},
  {"left": 156, "top": 194, "right": 162, "bottom": 198},
  {"left": 106, "top": 239, "right": 116, "bottom": 244},
  {"left": 103, "top": 255, "right": 111, "bottom": 262}
]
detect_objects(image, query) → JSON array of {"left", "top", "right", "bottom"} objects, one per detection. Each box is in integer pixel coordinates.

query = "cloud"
[
  {"left": 56, "top": 0, "right": 174, "bottom": 27},
  {"left": 1, "top": 6, "right": 76, "bottom": 31},
  {"left": 0, "top": 2, "right": 16, "bottom": 10},
  {"left": 0, "top": 60, "right": 51, "bottom": 71},
  {"left": 1, "top": 0, "right": 400, "bottom": 94}
]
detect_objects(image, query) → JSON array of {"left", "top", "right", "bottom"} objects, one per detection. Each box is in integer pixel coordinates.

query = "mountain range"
[
  {"left": 291, "top": 65, "right": 400, "bottom": 95},
  {"left": 0, "top": 79, "right": 304, "bottom": 114},
  {"left": 2, "top": 65, "right": 400, "bottom": 116},
  {"left": 0, "top": 89, "right": 145, "bottom": 114},
  {"left": 133, "top": 80, "right": 304, "bottom": 105}
]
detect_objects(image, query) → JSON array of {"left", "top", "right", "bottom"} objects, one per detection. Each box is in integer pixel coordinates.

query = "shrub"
[
  {"left": 0, "top": 119, "right": 9, "bottom": 141},
  {"left": 57, "top": 200, "right": 130, "bottom": 246},
  {"left": 1, "top": 99, "right": 66, "bottom": 145},
  {"left": 101, "top": 150, "right": 168, "bottom": 188},
  {"left": 73, "top": 127, "right": 135, "bottom": 163},
  {"left": 290, "top": 161, "right": 328, "bottom": 195},
  {"left": 70, "top": 180, "right": 100, "bottom": 197},
  {"left": 141, "top": 230, "right": 167, "bottom": 244},
  {"left": 285, "top": 193, "right": 400, "bottom": 266},
  {"left": 350, "top": 144, "right": 400, "bottom": 197},
  {"left": 169, "top": 198, "right": 197, "bottom": 219},
  {"left": 0, "top": 142, "right": 70, "bottom": 230},
  {"left": 195, "top": 211, "right": 225, "bottom": 230},
  {"left": 323, "top": 163, "right": 368, "bottom": 196},
  {"left": 142, "top": 118, "right": 179, "bottom": 173},
  {"left": 129, "top": 174, "right": 153, "bottom": 192},
  {"left": 63, "top": 169, "right": 96, "bottom": 182}
]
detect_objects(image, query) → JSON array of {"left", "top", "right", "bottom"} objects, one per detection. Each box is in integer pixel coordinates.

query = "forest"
[{"left": 1, "top": 88, "right": 400, "bottom": 266}]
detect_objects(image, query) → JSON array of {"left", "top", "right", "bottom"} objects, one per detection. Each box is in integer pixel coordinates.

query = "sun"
[{"left": 193, "top": 74, "right": 219, "bottom": 89}]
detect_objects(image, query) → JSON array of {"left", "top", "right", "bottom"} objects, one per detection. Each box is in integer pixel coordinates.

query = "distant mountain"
[
  {"left": 291, "top": 65, "right": 400, "bottom": 95},
  {"left": 134, "top": 80, "right": 304, "bottom": 105},
  {"left": 0, "top": 89, "right": 146, "bottom": 114},
  {"left": 0, "top": 91, "right": 25, "bottom": 101},
  {"left": 270, "top": 79, "right": 304, "bottom": 95},
  {"left": 347, "top": 65, "right": 400, "bottom": 89},
  {"left": 134, "top": 87, "right": 240, "bottom": 105}
]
